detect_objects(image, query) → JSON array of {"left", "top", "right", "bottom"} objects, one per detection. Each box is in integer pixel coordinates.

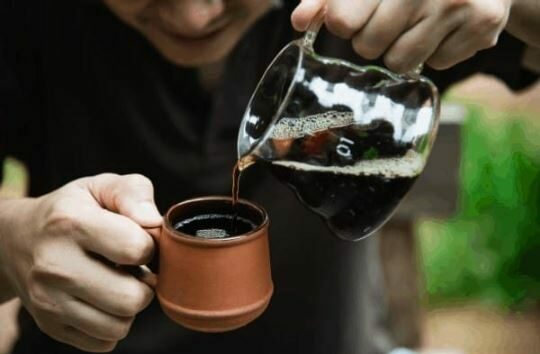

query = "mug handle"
[
  {"left": 302, "top": 7, "right": 424, "bottom": 79},
  {"left": 118, "top": 226, "right": 161, "bottom": 289}
]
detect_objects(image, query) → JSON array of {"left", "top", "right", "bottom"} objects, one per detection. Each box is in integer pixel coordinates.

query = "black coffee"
[
  {"left": 263, "top": 117, "right": 422, "bottom": 241},
  {"left": 268, "top": 161, "right": 418, "bottom": 241},
  {"left": 174, "top": 213, "right": 256, "bottom": 239}
]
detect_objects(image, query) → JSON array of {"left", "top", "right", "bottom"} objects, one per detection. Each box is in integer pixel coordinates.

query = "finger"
[
  {"left": 75, "top": 207, "right": 155, "bottom": 265},
  {"left": 326, "top": 0, "right": 379, "bottom": 39},
  {"left": 85, "top": 173, "right": 162, "bottom": 228},
  {"left": 427, "top": 26, "right": 499, "bottom": 70},
  {"left": 351, "top": 0, "right": 415, "bottom": 60},
  {"left": 61, "top": 298, "right": 134, "bottom": 341},
  {"left": 63, "top": 253, "right": 154, "bottom": 317},
  {"left": 145, "top": 226, "right": 161, "bottom": 241},
  {"left": 121, "top": 265, "right": 158, "bottom": 289},
  {"left": 46, "top": 324, "right": 117, "bottom": 353},
  {"left": 291, "top": 0, "right": 326, "bottom": 32},
  {"left": 383, "top": 15, "right": 461, "bottom": 74},
  {"left": 36, "top": 244, "right": 154, "bottom": 317}
]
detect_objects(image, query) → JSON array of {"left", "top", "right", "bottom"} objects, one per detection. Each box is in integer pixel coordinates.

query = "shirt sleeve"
[{"left": 480, "top": 32, "right": 539, "bottom": 91}]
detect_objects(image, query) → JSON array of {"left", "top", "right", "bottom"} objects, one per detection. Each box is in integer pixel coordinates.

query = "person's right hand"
[
  {"left": 0, "top": 173, "right": 162, "bottom": 352},
  {"left": 292, "top": 0, "right": 513, "bottom": 73}
]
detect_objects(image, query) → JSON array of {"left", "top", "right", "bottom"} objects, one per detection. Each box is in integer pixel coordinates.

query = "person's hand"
[
  {"left": 291, "top": 0, "right": 513, "bottom": 73},
  {"left": 0, "top": 174, "right": 161, "bottom": 352}
]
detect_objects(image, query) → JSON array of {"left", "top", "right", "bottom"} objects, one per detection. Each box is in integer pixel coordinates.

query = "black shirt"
[{"left": 1, "top": 1, "right": 537, "bottom": 354}]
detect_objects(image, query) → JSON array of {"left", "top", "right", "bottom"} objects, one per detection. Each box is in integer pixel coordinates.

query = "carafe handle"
[
  {"left": 302, "top": 7, "right": 326, "bottom": 51},
  {"left": 302, "top": 7, "right": 423, "bottom": 79}
]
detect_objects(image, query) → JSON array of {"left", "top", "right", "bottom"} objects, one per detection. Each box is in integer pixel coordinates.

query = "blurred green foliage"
[
  {"left": 420, "top": 105, "right": 540, "bottom": 309},
  {"left": 0, "top": 158, "right": 26, "bottom": 197},
  {"left": 2, "top": 158, "right": 25, "bottom": 186}
]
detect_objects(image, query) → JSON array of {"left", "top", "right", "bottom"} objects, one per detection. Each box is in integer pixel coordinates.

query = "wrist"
[
  {"left": 506, "top": 0, "right": 540, "bottom": 47},
  {"left": 506, "top": 0, "right": 519, "bottom": 28},
  {"left": 0, "top": 198, "right": 36, "bottom": 303}
]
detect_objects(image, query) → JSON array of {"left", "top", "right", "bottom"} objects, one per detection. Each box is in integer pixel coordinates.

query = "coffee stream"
[
  {"left": 230, "top": 155, "right": 256, "bottom": 234},
  {"left": 232, "top": 155, "right": 256, "bottom": 206},
  {"left": 233, "top": 111, "right": 423, "bottom": 241}
]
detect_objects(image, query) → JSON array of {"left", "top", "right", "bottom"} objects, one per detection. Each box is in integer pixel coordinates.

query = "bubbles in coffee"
[
  {"left": 174, "top": 214, "right": 256, "bottom": 239},
  {"left": 269, "top": 111, "right": 354, "bottom": 140}
]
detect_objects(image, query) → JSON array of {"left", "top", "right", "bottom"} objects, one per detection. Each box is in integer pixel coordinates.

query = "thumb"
[
  {"left": 85, "top": 173, "right": 162, "bottom": 228},
  {"left": 291, "top": 0, "right": 326, "bottom": 32}
]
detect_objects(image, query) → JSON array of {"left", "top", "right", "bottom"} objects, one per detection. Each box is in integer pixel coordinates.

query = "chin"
[{"left": 159, "top": 46, "right": 232, "bottom": 67}]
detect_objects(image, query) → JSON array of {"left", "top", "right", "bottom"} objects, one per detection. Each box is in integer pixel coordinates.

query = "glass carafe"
[{"left": 237, "top": 12, "right": 440, "bottom": 241}]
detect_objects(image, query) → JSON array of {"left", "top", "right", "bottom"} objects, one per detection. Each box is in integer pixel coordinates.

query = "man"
[{"left": 0, "top": 0, "right": 538, "bottom": 353}]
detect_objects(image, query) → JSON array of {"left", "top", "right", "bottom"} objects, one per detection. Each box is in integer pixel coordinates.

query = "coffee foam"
[
  {"left": 196, "top": 229, "right": 229, "bottom": 239},
  {"left": 272, "top": 150, "right": 423, "bottom": 178},
  {"left": 270, "top": 111, "right": 354, "bottom": 140}
]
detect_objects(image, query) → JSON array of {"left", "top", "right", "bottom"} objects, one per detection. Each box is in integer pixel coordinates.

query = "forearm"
[{"left": 507, "top": 0, "right": 540, "bottom": 47}]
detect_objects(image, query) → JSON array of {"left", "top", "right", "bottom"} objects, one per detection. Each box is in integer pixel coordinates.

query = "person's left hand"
[{"left": 291, "top": 0, "right": 513, "bottom": 73}]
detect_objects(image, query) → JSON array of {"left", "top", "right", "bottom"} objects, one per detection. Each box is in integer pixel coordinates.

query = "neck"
[{"left": 198, "top": 60, "right": 226, "bottom": 92}]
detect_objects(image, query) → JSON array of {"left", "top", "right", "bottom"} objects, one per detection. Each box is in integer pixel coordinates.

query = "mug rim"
[{"left": 163, "top": 196, "right": 269, "bottom": 246}]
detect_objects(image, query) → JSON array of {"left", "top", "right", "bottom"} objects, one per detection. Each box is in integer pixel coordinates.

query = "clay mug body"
[{"left": 140, "top": 196, "right": 273, "bottom": 332}]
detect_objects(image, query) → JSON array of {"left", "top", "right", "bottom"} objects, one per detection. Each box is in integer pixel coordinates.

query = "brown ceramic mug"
[{"left": 136, "top": 196, "right": 273, "bottom": 332}]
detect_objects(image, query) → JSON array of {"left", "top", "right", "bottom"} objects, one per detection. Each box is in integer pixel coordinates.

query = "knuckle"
[
  {"left": 28, "top": 284, "right": 60, "bottom": 316},
  {"left": 479, "top": 4, "right": 506, "bottom": 27},
  {"left": 44, "top": 204, "right": 82, "bottom": 236},
  {"left": 94, "top": 173, "right": 120, "bottom": 182},
  {"left": 32, "top": 249, "right": 75, "bottom": 285},
  {"left": 124, "top": 174, "right": 152, "bottom": 188}
]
